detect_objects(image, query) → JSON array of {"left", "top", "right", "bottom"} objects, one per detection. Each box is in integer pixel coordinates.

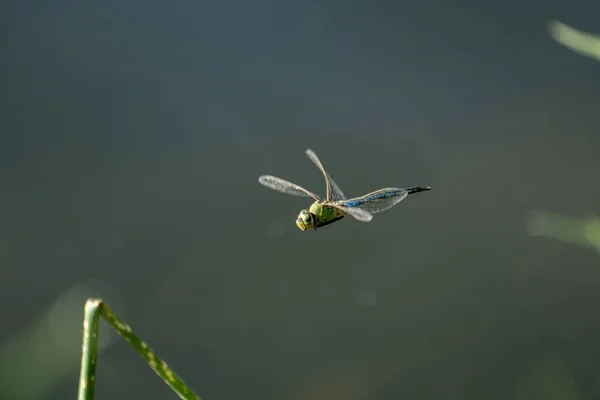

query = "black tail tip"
[{"left": 408, "top": 186, "right": 432, "bottom": 194}]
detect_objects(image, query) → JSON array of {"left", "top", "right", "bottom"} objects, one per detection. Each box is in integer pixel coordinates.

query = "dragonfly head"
[{"left": 296, "top": 209, "right": 315, "bottom": 231}]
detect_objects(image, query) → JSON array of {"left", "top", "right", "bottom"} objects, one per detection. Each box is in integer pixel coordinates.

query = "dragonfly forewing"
[
  {"left": 305, "top": 149, "right": 346, "bottom": 202},
  {"left": 258, "top": 175, "right": 322, "bottom": 202}
]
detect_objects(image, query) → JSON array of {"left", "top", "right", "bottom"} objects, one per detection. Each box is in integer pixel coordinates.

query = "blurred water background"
[{"left": 1, "top": 1, "right": 600, "bottom": 399}]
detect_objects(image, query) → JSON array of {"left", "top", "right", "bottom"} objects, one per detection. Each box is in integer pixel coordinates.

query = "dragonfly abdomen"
[
  {"left": 342, "top": 189, "right": 404, "bottom": 208},
  {"left": 344, "top": 186, "right": 430, "bottom": 208}
]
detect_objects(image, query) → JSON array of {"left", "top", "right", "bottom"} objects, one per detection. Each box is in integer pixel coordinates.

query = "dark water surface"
[{"left": 1, "top": 1, "right": 600, "bottom": 399}]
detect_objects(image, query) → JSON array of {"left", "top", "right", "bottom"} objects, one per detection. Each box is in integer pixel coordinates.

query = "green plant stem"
[
  {"left": 78, "top": 298, "right": 201, "bottom": 400},
  {"left": 78, "top": 299, "right": 102, "bottom": 400}
]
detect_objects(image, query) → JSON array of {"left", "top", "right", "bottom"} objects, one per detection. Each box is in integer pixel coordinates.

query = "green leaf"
[{"left": 548, "top": 20, "right": 600, "bottom": 62}]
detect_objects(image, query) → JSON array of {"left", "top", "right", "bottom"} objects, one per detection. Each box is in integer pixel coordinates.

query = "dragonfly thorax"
[
  {"left": 294, "top": 202, "right": 346, "bottom": 231},
  {"left": 296, "top": 209, "right": 316, "bottom": 231}
]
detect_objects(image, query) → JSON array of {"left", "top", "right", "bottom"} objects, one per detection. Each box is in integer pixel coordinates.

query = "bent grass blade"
[{"left": 78, "top": 298, "right": 201, "bottom": 400}]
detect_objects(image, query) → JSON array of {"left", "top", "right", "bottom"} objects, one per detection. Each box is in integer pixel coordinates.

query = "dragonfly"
[{"left": 258, "top": 149, "right": 431, "bottom": 231}]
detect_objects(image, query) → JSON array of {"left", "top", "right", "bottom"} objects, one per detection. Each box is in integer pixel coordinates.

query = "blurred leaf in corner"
[
  {"left": 548, "top": 20, "right": 600, "bottom": 62},
  {"left": 526, "top": 211, "right": 600, "bottom": 255}
]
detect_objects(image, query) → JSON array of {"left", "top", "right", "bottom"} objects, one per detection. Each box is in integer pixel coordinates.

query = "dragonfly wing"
[
  {"left": 305, "top": 149, "right": 346, "bottom": 202},
  {"left": 336, "top": 205, "right": 373, "bottom": 222},
  {"left": 258, "top": 175, "right": 322, "bottom": 202},
  {"left": 341, "top": 188, "right": 409, "bottom": 214}
]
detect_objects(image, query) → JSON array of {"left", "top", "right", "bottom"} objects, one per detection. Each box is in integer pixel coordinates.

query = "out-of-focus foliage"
[
  {"left": 548, "top": 20, "right": 600, "bottom": 62},
  {"left": 0, "top": 282, "right": 118, "bottom": 400},
  {"left": 526, "top": 211, "right": 600, "bottom": 255},
  {"left": 529, "top": 10, "right": 600, "bottom": 257},
  {"left": 285, "top": 362, "right": 403, "bottom": 400},
  {"left": 512, "top": 356, "right": 585, "bottom": 400}
]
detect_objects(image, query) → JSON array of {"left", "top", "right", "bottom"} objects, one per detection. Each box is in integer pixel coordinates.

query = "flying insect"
[{"left": 258, "top": 149, "right": 431, "bottom": 231}]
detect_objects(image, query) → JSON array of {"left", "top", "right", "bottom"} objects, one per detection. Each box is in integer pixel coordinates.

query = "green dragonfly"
[{"left": 258, "top": 149, "right": 431, "bottom": 231}]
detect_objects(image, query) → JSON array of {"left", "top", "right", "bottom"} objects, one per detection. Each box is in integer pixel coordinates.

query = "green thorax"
[{"left": 309, "top": 202, "right": 344, "bottom": 228}]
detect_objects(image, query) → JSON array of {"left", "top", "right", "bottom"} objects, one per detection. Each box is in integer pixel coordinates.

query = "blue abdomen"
[{"left": 344, "top": 190, "right": 402, "bottom": 208}]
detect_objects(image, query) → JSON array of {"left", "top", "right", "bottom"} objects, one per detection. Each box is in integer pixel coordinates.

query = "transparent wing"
[
  {"left": 258, "top": 175, "right": 321, "bottom": 202},
  {"left": 340, "top": 188, "right": 409, "bottom": 214},
  {"left": 305, "top": 149, "right": 346, "bottom": 202},
  {"left": 335, "top": 205, "right": 373, "bottom": 222}
]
